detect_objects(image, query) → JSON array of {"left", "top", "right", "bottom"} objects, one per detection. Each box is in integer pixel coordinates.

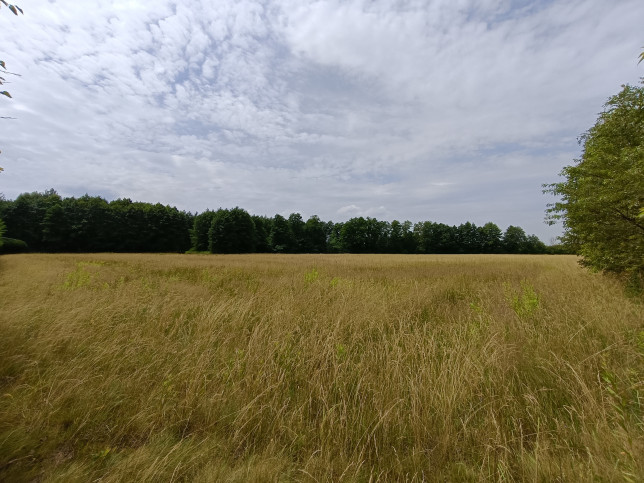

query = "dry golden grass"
[{"left": 0, "top": 253, "right": 642, "bottom": 482}]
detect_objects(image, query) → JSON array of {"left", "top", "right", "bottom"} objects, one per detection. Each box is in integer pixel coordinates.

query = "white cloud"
[{"left": 1, "top": 0, "right": 643, "bottom": 242}]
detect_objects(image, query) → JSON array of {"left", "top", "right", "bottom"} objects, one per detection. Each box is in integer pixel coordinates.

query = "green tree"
[
  {"left": 288, "top": 213, "right": 306, "bottom": 253},
  {"left": 41, "top": 203, "right": 66, "bottom": 251},
  {"left": 340, "top": 217, "right": 370, "bottom": 253},
  {"left": 269, "top": 214, "right": 293, "bottom": 252},
  {"left": 303, "top": 215, "right": 328, "bottom": 253},
  {"left": 502, "top": 225, "right": 528, "bottom": 254},
  {"left": 524, "top": 234, "right": 547, "bottom": 254},
  {"left": 340, "top": 217, "right": 388, "bottom": 253},
  {"left": 388, "top": 220, "right": 416, "bottom": 253},
  {"left": 59, "top": 195, "right": 110, "bottom": 252},
  {"left": 0, "top": 215, "right": 5, "bottom": 248},
  {"left": 388, "top": 220, "right": 403, "bottom": 253},
  {"left": 413, "top": 221, "right": 432, "bottom": 253},
  {"left": 191, "top": 210, "right": 218, "bottom": 252},
  {"left": 479, "top": 222, "right": 502, "bottom": 253},
  {"left": 433, "top": 223, "right": 458, "bottom": 253},
  {"left": 251, "top": 215, "right": 272, "bottom": 252},
  {"left": 456, "top": 222, "right": 481, "bottom": 253},
  {"left": 544, "top": 81, "right": 644, "bottom": 275},
  {"left": 398, "top": 220, "right": 416, "bottom": 253},
  {"left": 0, "top": 189, "right": 61, "bottom": 250},
  {"left": 326, "top": 222, "right": 343, "bottom": 253},
  {"left": 209, "top": 207, "right": 256, "bottom": 254}
]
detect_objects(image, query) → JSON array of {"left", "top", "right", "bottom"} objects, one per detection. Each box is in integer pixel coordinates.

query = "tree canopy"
[
  {"left": 544, "top": 81, "right": 644, "bottom": 276},
  {"left": 0, "top": 190, "right": 192, "bottom": 253},
  {"left": 209, "top": 207, "right": 256, "bottom": 254},
  {"left": 0, "top": 189, "right": 551, "bottom": 255}
]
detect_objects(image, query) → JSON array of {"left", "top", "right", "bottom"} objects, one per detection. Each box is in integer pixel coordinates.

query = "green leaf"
[
  {"left": 546, "top": 81, "right": 644, "bottom": 274},
  {"left": 0, "top": 90, "right": 12, "bottom": 98}
]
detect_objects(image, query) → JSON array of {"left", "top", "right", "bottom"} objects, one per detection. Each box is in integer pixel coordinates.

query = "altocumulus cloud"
[{"left": 1, "top": 0, "right": 642, "bottom": 242}]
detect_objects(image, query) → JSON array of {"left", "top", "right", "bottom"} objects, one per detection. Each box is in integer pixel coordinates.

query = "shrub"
[{"left": 0, "top": 237, "right": 28, "bottom": 254}]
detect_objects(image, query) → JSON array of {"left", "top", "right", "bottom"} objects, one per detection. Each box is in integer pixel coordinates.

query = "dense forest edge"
[{"left": 0, "top": 189, "right": 563, "bottom": 255}]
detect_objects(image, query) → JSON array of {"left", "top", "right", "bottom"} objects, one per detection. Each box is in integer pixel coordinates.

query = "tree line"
[
  {"left": 0, "top": 189, "right": 553, "bottom": 255},
  {"left": 0, "top": 190, "right": 191, "bottom": 253}
]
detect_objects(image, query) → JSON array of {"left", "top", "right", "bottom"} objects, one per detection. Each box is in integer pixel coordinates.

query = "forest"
[{"left": 0, "top": 189, "right": 551, "bottom": 255}]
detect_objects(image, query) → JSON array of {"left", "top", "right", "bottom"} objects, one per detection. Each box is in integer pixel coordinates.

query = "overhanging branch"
[{"left": 613, "top": 207, "right": 644, "bottom": 233}]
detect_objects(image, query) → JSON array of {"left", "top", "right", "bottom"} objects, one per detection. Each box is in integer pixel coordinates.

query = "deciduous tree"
[
  {"left": 303, "top": 215, "right": 327, "bottom": 253},
  {"left": 269, "top": 214, "right": 293, "bottom": 253},
  {"left": 209, "top": 207, "right": 256, "bottom": 254},
  {"left": 544, "top": 81, "right": 644, "bottom": 275},
  {"left": 191, "top": 210, "right": 218, "bottom": 252},
  {"left": 502, "top": 225, "right": 528, "bottom": 254}
]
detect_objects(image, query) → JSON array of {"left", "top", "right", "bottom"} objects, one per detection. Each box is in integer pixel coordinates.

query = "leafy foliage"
[
  {"left": 545, "top": 82, "right": 644, "bottom": 275},
  {"left": 268, "top": 214, "right": 293, "bottom": 253},
  {"left": 1, "top": 1, "right": 23, "bottom": 163},
  {"left": 1, "top": 189, "right": 551, "bottom": 255},
  {"left": 0, "top": 190, "right": 192, "bottom": 253},
  {"left": 0, "top": 236, "right": 27, "bottom": 253},
  {"left": 303, "top": 215, "right": 327, "bottom": 253},
  {"left": 190, "top": 210, "right": 218, "bottom": 252},
  {"left": 208, "top": 207, "right": 256, "bottom": 254},
  {"left": 0, "top": 2, "right": 23, "bottom": 104}
]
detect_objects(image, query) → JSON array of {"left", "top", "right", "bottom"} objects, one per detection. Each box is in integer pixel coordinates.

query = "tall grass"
[{"left": 0, "top": 254, "right": 642, "bottom": 481}]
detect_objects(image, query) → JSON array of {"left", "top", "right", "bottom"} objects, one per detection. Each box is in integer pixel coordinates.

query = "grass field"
[{"left": 0, "top": 253, "right": 642, "bottom": 481}]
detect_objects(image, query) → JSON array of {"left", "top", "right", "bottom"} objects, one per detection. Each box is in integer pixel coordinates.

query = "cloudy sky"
[{"left": 1, "top": 0, "right": 642, "bottom": 242}]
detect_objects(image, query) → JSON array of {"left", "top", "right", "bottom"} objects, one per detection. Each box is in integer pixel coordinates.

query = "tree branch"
[{"left": 613, "top": 207, "right": 644, "bottom": 233}]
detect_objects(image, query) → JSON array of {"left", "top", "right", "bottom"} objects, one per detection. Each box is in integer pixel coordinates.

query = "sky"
[{"left": 1, "top": 0, "right": 642, "bottom": 243}]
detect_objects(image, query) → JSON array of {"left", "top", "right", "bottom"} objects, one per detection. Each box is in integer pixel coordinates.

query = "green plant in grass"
[
  {"left": 336, "top": 343, "right": 347, "bottom": 360},
  {"left": 63, "top": 263, "right": 92, "bottom": 289},
  {"left": 504, "top": 280, "right": 540, "bottom": 318},
  {"left": 62, "top": 261, "right": 107, "bottom": 289},
  {"left": 304, "top": 267, "right": 319, "bottom": 283}
]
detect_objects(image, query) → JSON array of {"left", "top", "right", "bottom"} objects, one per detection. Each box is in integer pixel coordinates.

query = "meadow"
[{"left": 0, "top": 253, "right": 642, "bottom": 481}]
